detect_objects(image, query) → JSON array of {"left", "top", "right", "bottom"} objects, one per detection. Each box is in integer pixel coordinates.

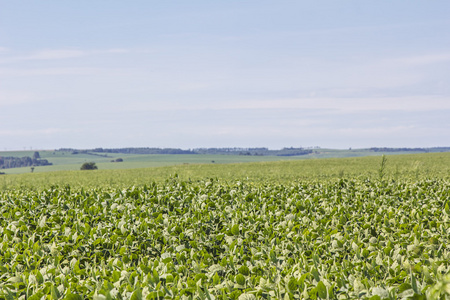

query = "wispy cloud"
[
  {"left": 0, "top": 67, "right": 106, "bottom": 77},
  {"left": 28, "top": 49, "right": 86, "bottom": 60},
  {"left": 105, "top": 48, "right": 130, "bottom": 54},
  {"left": 391, "top": 53, "right": 450, "bottom": 66},
  {"left": 0, "top": 90, "right": 40, "bottom": 106},
  {"left": 119, "top": 95, "right": 450, "bottom": 114},
  {"left": 0, "top": 48, "right": 133, "bottom": 64},
  {"left": 0, "top": 128, "right": 73, "bottom": 136}
]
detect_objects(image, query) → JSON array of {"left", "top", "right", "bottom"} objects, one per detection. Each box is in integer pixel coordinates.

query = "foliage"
[
  {"left": 0, "top": 155, "right": 52, "bottom": 169},
  {"left": 33, "top": 151, "right": 41, "bottom": 159},
  {"left": 80, "top": 162, "right": 98, "bottom": 170},
  {"left": 378, "top": 155, "right": 388, "bottom": 182},
  {"left": 0, "top": 176, "right": 449, "bottom": 299}
]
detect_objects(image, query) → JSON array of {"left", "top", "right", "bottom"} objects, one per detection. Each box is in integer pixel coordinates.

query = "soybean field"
[{"left": 1, "top": 153, "right": 450, "bottom": 299}]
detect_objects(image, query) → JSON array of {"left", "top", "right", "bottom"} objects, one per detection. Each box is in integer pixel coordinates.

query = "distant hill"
[
  {"left": 369, "top": 147, "right": 450, "bottom": 152},
  {"left": 58, "top": 146, "right": 450, "bottom": 156},
  {"left": 59, "top": 147, "right": 315, "bottom": 156}
]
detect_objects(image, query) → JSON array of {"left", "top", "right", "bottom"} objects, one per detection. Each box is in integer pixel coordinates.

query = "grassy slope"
[
  {"left": 2, "top": 151, "right": 305, "bottom": 174},
  {"left": 2, "top": 148, "right": 447, "bottom": 175},
  {"left": 2, "top": 152, "right": 449, "bottom": 190}
]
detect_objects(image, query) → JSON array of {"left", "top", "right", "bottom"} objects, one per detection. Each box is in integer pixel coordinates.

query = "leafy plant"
[
  {"left": 0, "top": 165, "right": 449, "bottom": 299},
  {"left": 378, "top": 154, "right": 388, "bottom": 181}
]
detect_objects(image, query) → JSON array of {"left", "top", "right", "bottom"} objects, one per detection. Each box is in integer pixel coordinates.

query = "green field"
[
  {"left": 2, "top": 148, "right": 446, "bottom": 175},
  {"left": 1, "top": 153, "right": 450, "bottom": 299},
  {"left": 0, "top": 150, "right": 304, "bottom": 175},
  {"left": 1, "top": 152, "right": 449, "bottom": 190}
]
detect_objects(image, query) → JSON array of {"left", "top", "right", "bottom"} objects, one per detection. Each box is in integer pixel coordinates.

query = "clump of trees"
[
  {"left": 0, "top": 152, "right": 52, "bottom": 169},
  {"left": 80, "top": 162, "right": 98, "bottom": 170},
  {"left": 111, "top": 158, "right": 123, "bottom": 162}
]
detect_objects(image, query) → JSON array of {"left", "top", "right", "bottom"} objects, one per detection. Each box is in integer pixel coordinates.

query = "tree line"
[
  {"left": 369, "top": 147, "right": 450, "bottom": 152},
  {"left": 59, "top": 147, "right": 314, "bottom": 156},
  {"left": 0, "top": 152, "right": 52, "bottom": 169}
]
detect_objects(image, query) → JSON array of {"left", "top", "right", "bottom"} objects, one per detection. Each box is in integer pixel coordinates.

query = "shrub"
[{"left": 80, "top": 162, "right": 98, "bottom": 170}]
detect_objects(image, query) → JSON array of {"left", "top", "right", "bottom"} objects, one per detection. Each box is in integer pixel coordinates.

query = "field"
[
  {"left": 0, "top": 151, "right": 304, "bottom": 175},
  {"left": 1, "top": 153, "right": 450, "bottom": 299},
  {"left": 2, "top": 148, "right": 446, "bottom": 175}
]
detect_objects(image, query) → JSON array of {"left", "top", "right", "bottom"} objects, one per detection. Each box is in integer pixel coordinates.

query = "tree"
[
  {"left": 80, "top": 162, "right": 98, "bottom": 170},
  {"left": 33, "top": 151, "right": 40, "bottom": 159}
]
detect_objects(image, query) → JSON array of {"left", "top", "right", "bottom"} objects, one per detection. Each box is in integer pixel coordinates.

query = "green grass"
[
  {"left": 2, "top": 152, "right": 449, "bottom": 190},
  {"left": 2, "top": 148, "right": 448, "bottom": 175},
  {"left": 1, "top": 153, "right": 305, "bottom": 175}
]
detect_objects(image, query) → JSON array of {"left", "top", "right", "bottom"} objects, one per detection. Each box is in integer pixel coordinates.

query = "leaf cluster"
[{"left": 0, "top": 178, "right": 449, "bottom": 299}]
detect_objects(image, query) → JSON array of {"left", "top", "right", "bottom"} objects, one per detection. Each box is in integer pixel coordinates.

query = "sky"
[{"left": 1, "top": 1, "right": 449, "bottom": 150}]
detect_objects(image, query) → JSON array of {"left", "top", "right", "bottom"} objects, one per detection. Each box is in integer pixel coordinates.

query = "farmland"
[
  {"left": 1, "top": 153, "right": 450, "bottom": 299},
  {"left": 2, "top": 147, "right": 448, "bottom": 175}
]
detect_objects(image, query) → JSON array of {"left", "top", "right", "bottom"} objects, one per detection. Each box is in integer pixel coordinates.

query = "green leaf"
[
  {"left": 33, "top": 241, "right": 40, "bottom": 253},
  {"left": 311, "top": 268, "right": 320, "bottom": 282},
  {"left": 231, "top": 224, "right": 240, "bottom": 236},
  {"left": 411, "top": 273, "right": 419, "bottom": 294},
  {"left": 317, "top": 281, "right": 327, "bottom": 299},
  {"left": 28, "top": 291, "right": 45, "bottom": 300},
  {"left": 197, "top": 287, "right": 206, "bottom": 300},
  {"left": 213, "top": 272, "right": 221, "bottom": 285},
  {"left": 36, "top": 271, "right": 44, "bottom": 285},
  {"left": 152, "top": 269, "right": 160, "bottom": 283},
  {"left": 130, "top": 289, "right": 142, "bottom": 300},
  {"left": 236, "top": 274, "right": 246, "bottom": 285},
  {"left": 64, "top": 293, "right": 83, "bottom": 300},
  {"left": 238, "top": 265, "right": 250, "bottom": 276},
  {"left": 51, "top": 284, "right": 61, "bottom": 300},
  {"left": 362, "top": 248, "right": 370, "bottom": 258},
  {"left": 287, "top": 277, "right": 298, "bottom": 291},
  {"left": 410, "top": 294, "right": 426, "bottom": 300},
  {"left": 2, "top": 287, "right": 14, "bottom": 300},
  {"left": 398, "top": 283, "right": 412, "bottom": 293}
]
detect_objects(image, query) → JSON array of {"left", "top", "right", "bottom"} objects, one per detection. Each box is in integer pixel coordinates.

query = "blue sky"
[{"left": 1, "top": 1, "right": 449, "bottom": 150}]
